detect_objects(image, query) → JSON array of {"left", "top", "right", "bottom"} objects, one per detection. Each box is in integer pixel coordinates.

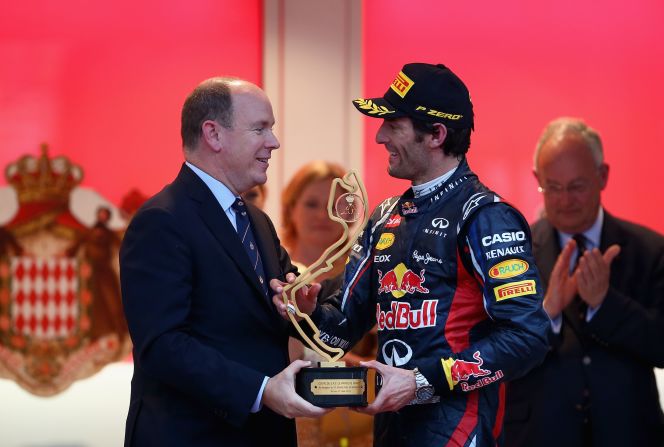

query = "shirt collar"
[
  {"left": 411, "top": 165, "right": 458, "bottom": 198},
  {"left": 185, "top": 161, "right": 238, "bottom": 213},
  {"left": 558, "top": 207, "right": 604, "bottom": 250}
]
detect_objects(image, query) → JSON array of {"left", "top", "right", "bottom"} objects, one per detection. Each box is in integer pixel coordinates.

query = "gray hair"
[{"left": 533, "top": 117, "right": 603, "bottom": 172}]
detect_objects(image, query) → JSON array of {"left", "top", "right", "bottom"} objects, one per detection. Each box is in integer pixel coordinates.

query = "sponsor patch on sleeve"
[
  {"left": 488, "top": 259, "right": 529, "bottom": 279},
  {"left": 441, "top": 351, "right": 497, "bottom": 391},
  {"left": 493, "top": 279, "right": 537, "bottom": 301}
]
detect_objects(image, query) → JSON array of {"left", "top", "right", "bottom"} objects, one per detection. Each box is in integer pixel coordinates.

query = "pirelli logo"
[
  {"left": 390, "top": 71, "right": 414, "bottom": 98},
  {"left": 494, "top": 280, "right": 536, "bottom": 301}
]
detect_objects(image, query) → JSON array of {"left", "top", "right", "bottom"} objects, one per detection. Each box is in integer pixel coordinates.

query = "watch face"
[{"left": 416, "top": 385, "right": 434, "bottom": 401}]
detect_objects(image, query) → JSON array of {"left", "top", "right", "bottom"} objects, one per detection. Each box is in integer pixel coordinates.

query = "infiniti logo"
[
  {"left": 431, "top": 217, "right": 450, "bottom": 229},
  {"left": 382, "top": 339, "right": 413, "bottom": 367}
]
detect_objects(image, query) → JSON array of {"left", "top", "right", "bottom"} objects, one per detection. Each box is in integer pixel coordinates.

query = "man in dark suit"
[
  {"left": 504, "top": 117, "right": 664, "bottom": 446},
  {"left": 120, "top": 77, "right": 328, "bottom": 447}
]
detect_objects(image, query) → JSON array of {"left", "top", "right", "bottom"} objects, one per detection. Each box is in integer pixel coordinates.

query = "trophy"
[{"left": 282, "top": 170, "right": 369, "bottom": 408}]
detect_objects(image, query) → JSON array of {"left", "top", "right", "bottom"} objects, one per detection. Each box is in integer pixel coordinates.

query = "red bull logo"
[
  {"left": 460, "top": 370, "right": 504, "bottom": 392},
  {"left": 376, "top": 300, "right": 438, "bottom": 331},
  {"left": 377, "top": 263, "right": 429, "bottom": 298},
  {"left": 449, "top": 351, "right": 491, "bottom": 383},
  {"left": 401, "top": 201, "right": 418, "bottom": 215}
]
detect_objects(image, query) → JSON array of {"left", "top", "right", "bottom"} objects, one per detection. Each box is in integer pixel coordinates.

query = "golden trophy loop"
[{"left": 281, "top": 170, "right": 370, "bottom": 406}]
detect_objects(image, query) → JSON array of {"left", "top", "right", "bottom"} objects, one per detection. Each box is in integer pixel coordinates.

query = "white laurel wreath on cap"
[{"left": 354, "top": 98, "right": 394, "bottom": 115}]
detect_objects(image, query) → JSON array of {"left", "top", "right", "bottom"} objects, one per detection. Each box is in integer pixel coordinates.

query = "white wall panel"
[{"left": 263, "top": 0, "right": 362, "bottom": 228}]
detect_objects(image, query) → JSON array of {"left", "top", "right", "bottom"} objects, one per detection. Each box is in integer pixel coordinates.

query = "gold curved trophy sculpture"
[{"left": 281, "top": 170, "right": 370, "bottom": 406}]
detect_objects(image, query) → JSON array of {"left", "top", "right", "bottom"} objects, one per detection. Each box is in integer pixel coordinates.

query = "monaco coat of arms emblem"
[{"left": 0, "top": 145, "right": 131, "bottom": 395}]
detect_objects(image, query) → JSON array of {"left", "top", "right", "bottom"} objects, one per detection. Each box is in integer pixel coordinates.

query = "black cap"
[{"left": 352, "top": 63, "right": 474, "bottom": 129}]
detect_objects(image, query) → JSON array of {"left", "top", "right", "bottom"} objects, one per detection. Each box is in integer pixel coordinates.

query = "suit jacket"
[
  {"left": 503, "top": 212, "right": 664, "bottom": 446},
  {"left": 120, "top": 164, "right": 297, "bottom": 447}
]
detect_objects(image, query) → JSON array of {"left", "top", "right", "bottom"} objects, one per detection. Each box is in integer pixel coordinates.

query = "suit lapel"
[
  {"left": 177, "top": 165, "right": 271, "bottom": 304},
  {"left": 599, "top": 212, "right": 625, "bottom": 251},
  {"left": 599, "top": 211, "right": 627, "bottom": 291}
]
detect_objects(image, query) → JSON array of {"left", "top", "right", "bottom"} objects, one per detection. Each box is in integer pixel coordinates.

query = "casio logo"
[{"left": 481, "top": 231, "right": 526, "bottom": 247}]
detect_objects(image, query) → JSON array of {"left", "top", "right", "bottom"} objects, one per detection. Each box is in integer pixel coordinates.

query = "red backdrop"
[
  {"left": 0, "top": 0, "right": 262, "bottom": 205},
  {"left": 2, "top": 1, "right": 663, "bottom": 235},
  {"left": 362, "top": 0, "right": 664, "bottom": 234}
]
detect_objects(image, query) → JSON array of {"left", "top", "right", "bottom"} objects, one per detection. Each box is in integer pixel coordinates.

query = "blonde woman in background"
[
  {"left": 281, "top": 160, "right": 347, "bottom": 280},
  {"left": 281, "top": 160, "right": 375, "bottom": 447}
]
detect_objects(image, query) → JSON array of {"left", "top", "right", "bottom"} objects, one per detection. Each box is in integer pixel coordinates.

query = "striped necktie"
[{"left": 231, "top": 198, "right": 268, "bottom": 295}]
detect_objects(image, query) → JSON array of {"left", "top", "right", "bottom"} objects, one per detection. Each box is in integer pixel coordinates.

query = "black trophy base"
[{"left": 296, "top": 365, "right": 368, "bottom": 408}]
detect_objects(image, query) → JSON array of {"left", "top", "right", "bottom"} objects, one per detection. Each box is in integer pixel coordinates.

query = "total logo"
[
  {"left": 488, "top": 259, "right": 529, "bottom": 279},
  {"left": 376, "top": 300, "right": 438, "bottom": 331},
  {"left": 382, "top": 339, "right": 413, "bottom": 366},
  {"left": 377, "top": 263, "right": 429, "bottom": 297}
]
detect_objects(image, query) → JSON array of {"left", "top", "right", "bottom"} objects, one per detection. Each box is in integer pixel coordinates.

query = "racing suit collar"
[{"left": 399, "top": 158, "right": 475, "bottom": 216}]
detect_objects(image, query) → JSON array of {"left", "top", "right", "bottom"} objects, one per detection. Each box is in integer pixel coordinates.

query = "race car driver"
[{"left": 272, "top": 63, "right": 550, "bottom": 447}]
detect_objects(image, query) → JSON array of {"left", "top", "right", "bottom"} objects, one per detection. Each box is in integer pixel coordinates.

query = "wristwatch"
[{"left": 413, "top": 367, "right": 435, "bottom": 402}]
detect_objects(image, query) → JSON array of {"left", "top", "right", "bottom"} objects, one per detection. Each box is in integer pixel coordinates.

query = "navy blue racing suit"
[{"left": 310, "top": 159, "right": 550, "bottom": 446}]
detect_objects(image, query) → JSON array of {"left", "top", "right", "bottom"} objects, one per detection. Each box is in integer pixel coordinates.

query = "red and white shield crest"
[{"left": 0, "top": 145, "right": 131, "bottom": 396}]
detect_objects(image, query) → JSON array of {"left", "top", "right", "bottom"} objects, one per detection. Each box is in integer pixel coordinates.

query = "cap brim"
[{"left": 352, "top": 97, "right": 407, "bottom": 118}]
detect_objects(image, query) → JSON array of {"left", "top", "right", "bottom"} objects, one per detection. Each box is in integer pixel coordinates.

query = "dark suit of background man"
[
  {"left": 504, "top": 117, "right": 664, "bottom": 446},
  {"left": 120, "top": 77, "right": 327, "bottom": 447}
]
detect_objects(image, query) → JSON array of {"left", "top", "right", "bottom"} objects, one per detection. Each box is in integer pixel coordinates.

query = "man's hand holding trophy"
[{"left": 271, "top": 170, "right": 369, "bottom": 408}]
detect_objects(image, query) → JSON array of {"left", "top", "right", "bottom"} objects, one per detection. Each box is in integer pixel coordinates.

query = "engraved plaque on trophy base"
[{"left": 296, "top": 364, "right": 368, "bottom": 408}]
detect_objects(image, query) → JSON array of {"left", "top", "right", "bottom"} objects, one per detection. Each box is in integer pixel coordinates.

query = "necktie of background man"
[{"left": 572, "top": 233, "right": 588, "bottom": 319}]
